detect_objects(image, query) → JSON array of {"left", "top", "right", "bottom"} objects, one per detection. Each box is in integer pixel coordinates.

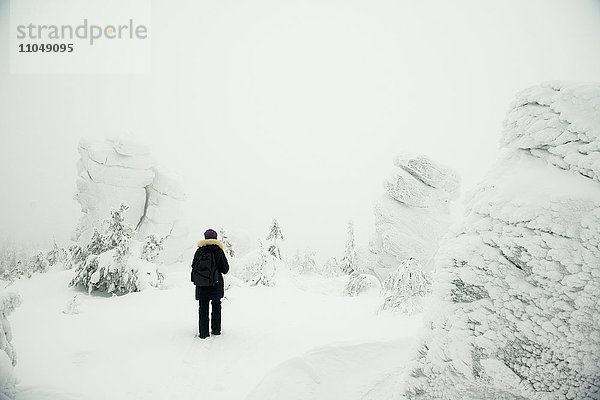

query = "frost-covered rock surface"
[
  {"left": 405, "top": 82, "right": 600, "bottom": 400},
  {"left": 74, "top": 138, "right": 188, "bottom": 263},
  {"left": 370, "top": 155, "right": 460, "bottom": 275},
  {"left": 0, "top": 291, "right": 21, "bottom": 400}
]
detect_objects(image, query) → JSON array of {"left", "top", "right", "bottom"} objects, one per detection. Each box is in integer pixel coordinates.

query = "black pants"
[{"left": 198, "top": 298, "right": 221, "bottom": 338}]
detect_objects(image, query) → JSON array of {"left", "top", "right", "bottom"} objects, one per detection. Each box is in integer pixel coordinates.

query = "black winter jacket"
[{"left": 191, "top": 239, "right": 230, "bottom": 301}]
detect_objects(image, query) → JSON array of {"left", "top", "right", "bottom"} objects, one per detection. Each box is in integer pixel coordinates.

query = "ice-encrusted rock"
[
  {"left": 370, "top": 154, "right": 460, "bottom": 275},
  {"left": 405, "top": 82, "right": 600, "bottom": 400},
  {"left": 503, "top": 82, "right": 600, "bottom": 182},
  {"left": 73, "top": 138, "right": 188, "bottom": 263}
]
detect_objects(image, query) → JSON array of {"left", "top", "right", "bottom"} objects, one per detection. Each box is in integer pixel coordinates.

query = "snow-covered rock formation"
[
  {"left": 370, "top": 154, "right": 460, "bottom": 276},
  {"left": 73, "top": 138, "right": 188, "bottom": 263},
  {"left": 405, "top": 82, "right": 600, "bottom": 399}
]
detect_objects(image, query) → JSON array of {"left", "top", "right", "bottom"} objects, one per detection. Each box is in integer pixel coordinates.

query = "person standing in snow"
[{"left": 191, "top": 229, "right": 230, "bottom": 339}]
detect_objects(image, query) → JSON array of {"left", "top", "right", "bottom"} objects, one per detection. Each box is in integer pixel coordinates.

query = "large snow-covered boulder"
[
  {"left": 370, "top": 154, "right": 460, "bottom": 275},
  {"left": 73, "top": 138, "right": 188, "bottom": 263},
  {"left": 405, "top": 82, "right": 600, "bottom": 399}
]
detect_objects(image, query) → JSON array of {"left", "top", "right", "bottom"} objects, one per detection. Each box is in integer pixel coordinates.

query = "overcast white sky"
[{"left": 1, "top": 0, "right": 600, "bottom": 259}]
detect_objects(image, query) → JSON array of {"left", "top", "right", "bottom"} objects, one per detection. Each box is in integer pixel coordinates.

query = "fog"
[{"left": 1, "top": 0, "right": 600, "bottom": 259}]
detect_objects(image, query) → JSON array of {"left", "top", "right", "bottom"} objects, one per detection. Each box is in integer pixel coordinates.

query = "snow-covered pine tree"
[
  {"left": 340, "top": 221, "right": 357, "bottom": 275},
  {"left": 70, "top": 204, "right": 140, "bottom": 295},
  {"left": 106, "top": 204, "right": 135, "bottom": 262},
  {"left": 219, "top": 228, "right": 235, "bottom": 257},
  {"left": 266, "top": 218, "right": 284, "bottom": 259},
  {"left": 141, "top": 234, "right": 163, "bottom": 262},
  {"left": 379, "top": 257, "right": 431, "bottom": 314}
]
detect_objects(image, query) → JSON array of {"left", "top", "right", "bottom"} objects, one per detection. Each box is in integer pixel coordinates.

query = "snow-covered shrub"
[
  {"left": 70, "top": 204, "right": 164, "bottom": 295},
  {"left": 241, "top": 242, "right": 276, "bottom": 287},
  {"left": 266, "top": 218, "right": 284, "bottom": 259},
  {"left": 343, "top": 273, "right": 377, "bottom": 297},
  {"left": 289, "top": 249, "right": 317, "bottom": 275},
  {"left": 28, "top": 251, "right": 49, "bottom": 275},
  {"left": 405, "top": 82, "right": 600, "bottom": 399},
  {"left": 73, "top": 251, "right": 135, "bottom": 294},
  {"left": 0, "top": 291, "right": 21, "bottom": 400},
  {"left": 63, "top": 295, "right": 81, "bottom": 315},
  {"left": 141, "top": 234, "right": 163, "bottom": 262},
  {"left": 379, "top": 258, "right": 431, "bottom": 314},
  {"left": 319, "top": 257, "right": 343, "bottom": 277}
]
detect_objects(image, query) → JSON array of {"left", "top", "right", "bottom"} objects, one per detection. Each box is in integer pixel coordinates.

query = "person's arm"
[{"left": 191, "top": 249, "right": 199, "bottom": 282}]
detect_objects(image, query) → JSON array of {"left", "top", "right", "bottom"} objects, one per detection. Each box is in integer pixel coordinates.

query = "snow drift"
[
  {"left": 405, "top": 82, "right": 600, "bottom": 399},
  {"left": 370, "top": 154, "right": 460, "bottom": 275},
  {"left": 73, "top": 138, "right": 188, "bottom": 263}
]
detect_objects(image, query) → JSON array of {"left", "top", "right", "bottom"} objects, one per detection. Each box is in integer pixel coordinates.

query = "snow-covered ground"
[{"left": 8, "top": 266, "right": 422, "bottom": 400}]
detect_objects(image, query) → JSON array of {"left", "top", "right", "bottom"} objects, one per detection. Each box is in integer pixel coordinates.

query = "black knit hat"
[{"left": 204, "top": 229, "right": 218, "bottom": 240}]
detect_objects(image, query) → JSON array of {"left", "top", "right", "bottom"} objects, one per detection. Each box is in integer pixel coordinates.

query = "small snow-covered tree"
[
  {"left": 379, "top": 257, "right": 431, "bottom": 314},
  {"left": 105, "top": 204, "right": 135, "bottom": 261},
  {"left": 141, "top": 234, "right": 163, "bottom": 262},
  {"left": 290, "top": 249, "right": 317, "bottom": 274},
  {"left": 243, "top": 241, "right": 275, "bottom": 287},
  {"left": 340, "top": 221, "right": 356, "bottom": 275},
  {"left": 266, "top": 218, "right": 284, "bottom": 259},
  {"left": 70, "top": 204, "right": 141, "bottom": 295},
  {"left": 219, "top": 228, "right": 235, "bottom": 257},
  {"left": 45, "top": 240, "right": 67, "bottom": 267},
  {"left": 28, "top": 251, "right": 49, "bottom": 275},
  {"left": 319, "top": 257, "right": 343, "bottom": 277}
]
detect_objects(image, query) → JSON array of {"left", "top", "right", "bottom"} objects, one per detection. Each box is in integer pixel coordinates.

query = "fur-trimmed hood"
[{"left": 197, "top": 239, "right": 224, "bottom": 249}]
